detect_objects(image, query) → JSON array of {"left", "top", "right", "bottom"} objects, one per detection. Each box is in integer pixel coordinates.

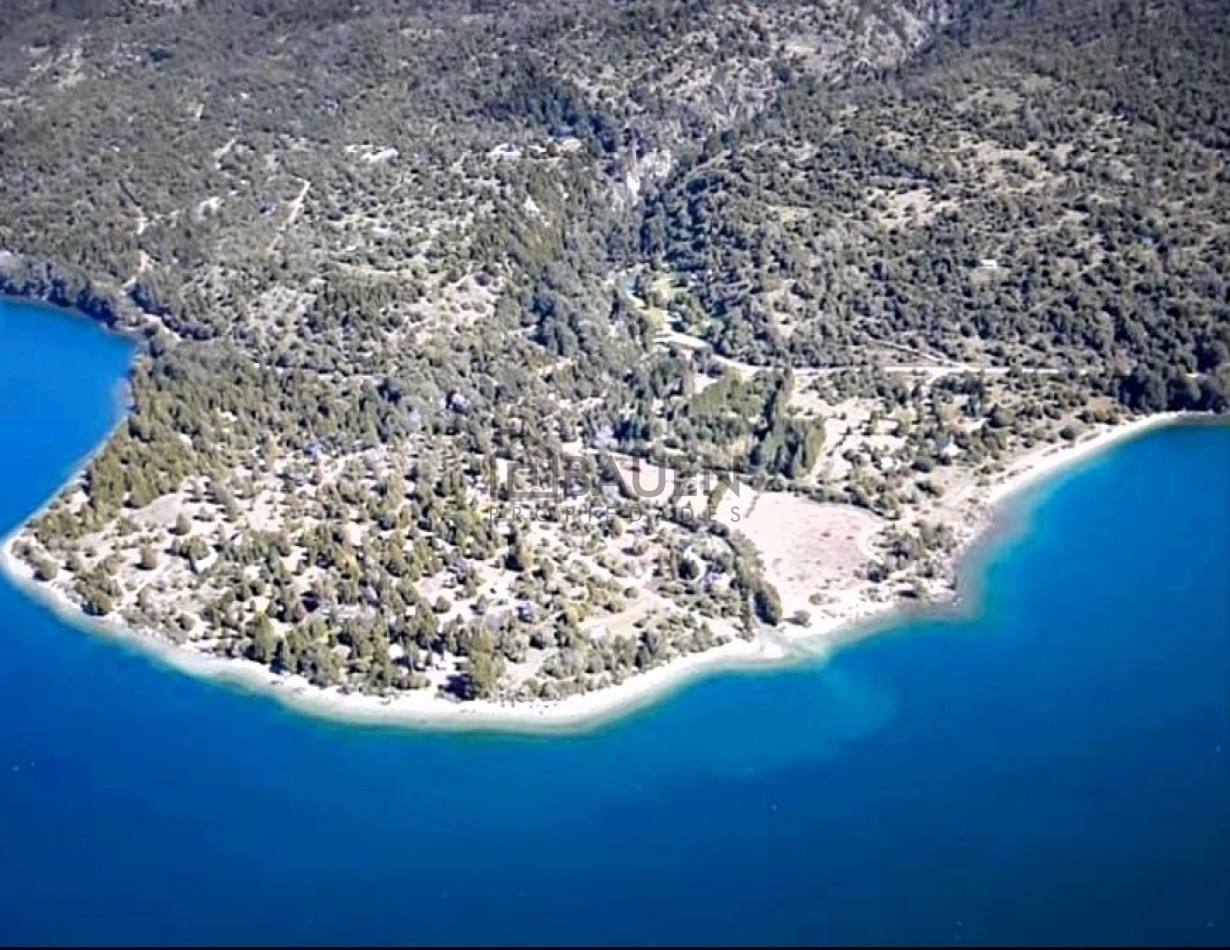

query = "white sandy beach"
[
  {"left": 983, "top": 412, "right": 1187, "bottom": 508},
  {"left": 0, "top": 537, "right": 811, "bottom": 733},
  {"left": 0, "top": 411, "right": 1197, "bottom": 734}
]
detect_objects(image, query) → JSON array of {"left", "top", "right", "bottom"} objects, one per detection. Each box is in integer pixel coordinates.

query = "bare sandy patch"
[{"left": 733, "top": 491, "right": 882, "bottom": 617}]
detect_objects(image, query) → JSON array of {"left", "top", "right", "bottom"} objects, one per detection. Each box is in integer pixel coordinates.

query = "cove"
[{"left": 0, "top": 297, "right": 1227, "bottom": 946}]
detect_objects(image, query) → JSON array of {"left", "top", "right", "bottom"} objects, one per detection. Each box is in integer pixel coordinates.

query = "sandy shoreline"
[
  {"left": 982, "top": 412, "right": 1187, "bottom": 509},
  {"left": 0, "top": 411, "right": 1201, "bottom": 734}
]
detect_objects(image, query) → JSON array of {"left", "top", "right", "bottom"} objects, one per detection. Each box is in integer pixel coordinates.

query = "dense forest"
[{"left": 636, "top": 0, "right": 1230, "bottom": 411}]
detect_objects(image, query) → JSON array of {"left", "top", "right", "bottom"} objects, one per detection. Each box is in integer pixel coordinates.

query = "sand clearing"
[{"left": 733, "top": 491, "right": 881, "bottom": 618}]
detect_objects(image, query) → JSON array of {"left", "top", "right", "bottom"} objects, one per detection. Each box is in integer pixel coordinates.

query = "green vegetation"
[
  {"left": 637, "top": 0, "right": 1230, "bottom": 411},
  {"left": 1, "top": 0, "right": 1225, "bottom": 704}
]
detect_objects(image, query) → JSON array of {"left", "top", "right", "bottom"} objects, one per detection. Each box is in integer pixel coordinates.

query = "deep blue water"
[{"left": 0, "top": 297, "right": 1228, "bottom": 947}]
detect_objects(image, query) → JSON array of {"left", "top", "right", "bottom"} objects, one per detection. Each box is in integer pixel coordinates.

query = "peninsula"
[
  {"left": 0, "top": 401, "right": 1195, "bottom": 731},
  {"left": 0, "top": 0, "right": 1226, "bottom": 730}
]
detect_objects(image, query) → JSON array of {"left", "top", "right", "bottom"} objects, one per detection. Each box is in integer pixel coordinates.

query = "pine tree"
[{"left": 138, "top": 544, "right": 159, "bottom": 571}]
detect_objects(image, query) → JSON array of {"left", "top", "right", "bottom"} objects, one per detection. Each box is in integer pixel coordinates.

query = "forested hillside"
[
  {"left": 1, "top": 0, "right": 1225, "bottom": 705},
  {"left": 636, "top": 0, "right": 1230, "bottom": 410}
]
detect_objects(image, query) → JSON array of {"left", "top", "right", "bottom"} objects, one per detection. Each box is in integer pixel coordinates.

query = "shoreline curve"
[{"left": 0, "top": 410, "right": 1204, "bottom": 735}]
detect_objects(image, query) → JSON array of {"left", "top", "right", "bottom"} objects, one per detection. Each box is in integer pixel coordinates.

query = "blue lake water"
[{"left": 0, "top": 297, "right": 1228, "bottom": 946}]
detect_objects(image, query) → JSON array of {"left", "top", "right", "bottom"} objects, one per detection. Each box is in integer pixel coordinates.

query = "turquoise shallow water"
[{"left": 0, "top": 297, "right": 1228, "bottom": 946}]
